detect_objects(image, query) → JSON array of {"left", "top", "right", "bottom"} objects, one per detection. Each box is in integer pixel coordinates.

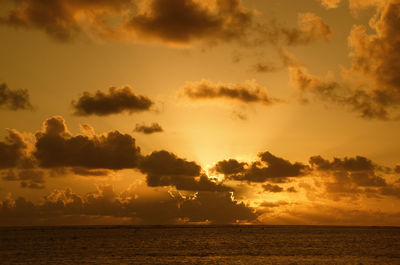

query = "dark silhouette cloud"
[
  {"left": 213, "top": 151, "right": 309, "bottom": 183},
  {"left": 134, "top": 123, "right": 163, "bottom": 134},
  {"left": 127, "top": 0, "right": 253, "bottom": 44},
  {"left": 0, "top": 129, "right": 29, "bottom": 169},
  {"left": 71, "top": 167, "right": 111, "bottom": 177},
  {"left": 252, "top": 63, "right": 278, "bottom": 73},
  {"left": 0, "top": 0, "right": 133, "bottom": 41},
  {"left": 0, "top": 83, "right": 33, "bottom": 111},
  {"left": 213, "top": 159, "right": 247, "bottom": 175},
  {"left": 0, "top": 0, "right": 254, "bottom": 45},
  {"left": 2, "top": 169, "right": 45, "bottom": 189},
  {"left": 34, "top": 116, "right": 141, "bottom": 169},
  {"left": 139, "top": 150, "right": 231, "bottom": 192},
  {"left": 181, "top": 79, "right": 278, "bottom": 105},
  {"left": 309, "top": 155, "right": 376, "bottom": 172},
  {"left": 0, "top": 185, "right": 258, "bottom": 225},
  {"left": 262, "top": 184, "right": 284, "bottom": 193},
  {"left": 72, "top": 86, "right": 153, "bottom": 116},
  {"left": 308, "top": 155, "right": 394, "bottom": 200}
]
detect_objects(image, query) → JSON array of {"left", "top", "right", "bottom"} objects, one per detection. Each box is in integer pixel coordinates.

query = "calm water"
[{"left": 1, "top": 226, "right": 400, "bottom": 264}]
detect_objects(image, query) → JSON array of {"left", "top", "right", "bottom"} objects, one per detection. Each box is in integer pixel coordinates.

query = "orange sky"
[{"left": 0, "top": 0, "right": 400, "bottom": 226}]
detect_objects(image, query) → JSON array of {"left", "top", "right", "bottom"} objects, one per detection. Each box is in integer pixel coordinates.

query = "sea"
[{"left": 1, "top": 226, "right": 400, "bottom": 264}]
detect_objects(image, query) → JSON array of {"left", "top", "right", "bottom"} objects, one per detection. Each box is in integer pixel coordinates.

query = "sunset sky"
[{"left": 1, "top": 0, "right": 400, "bottom": 226}]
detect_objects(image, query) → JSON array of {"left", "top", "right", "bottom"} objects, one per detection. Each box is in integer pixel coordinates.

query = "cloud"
[
  {"left": 70, "top": 167, "right": 111, "bottom": 177},
  {"left": 308, "top": 155, "right": 397, "bottom": 200},
  {"left": 139, "top": 150, "right": 231, "bottom": 192},
  {"left": 181, "top": 79, "right": 278, "bottom": 105},
  {"left": 0, "top": 83, "right": 33, "bottom": 111},
  {"left": 2, "top": 169, "right": 45, "bottom": 189},
  {"left": 34, "top": 116, "right": 141, "bottom": 169},
  {"left": 252, "top": 63, "right": 278, "bottom": 73},
  {"left": 134, "top": 123, "right": 163, "bottom": 134},
  {"left": 0, "top": 0, "right": 336, "bottom": 54},
  {"left": 0, "top": 0, "right": 134, "bottom": 41},
  {"left": 283, "top": 49, "right": 391, "bottom": 119},
  {"left": 343, "top": 0, "right": 400, "bottom": 119},
  {"left": 282, "top": 13, "right": 332, "bottom": 45},
  {"left": 286, "top": 1, "right": 400, "bottom": 120},
  {"left": 126, "top": 0, "right": 253, "bottom": 45},
  {"left": 0, "top": 185, "right": 258, "bottom": 225},
  {"left": 0, "top": 0, "right": 255, "bottom": 45},
  {"left": 0, "top": 129, "right": 29, "bottom": 169},
  {"left": 213, "top": 151, "right": 309, "bottom": 183},
  {"left": 321, "top": 0, "right": 342, "bottom": 9},
  {"left": 262, "top": 184, "right": 284, "bottom": 193},
  {"left": 309, "top": 155, "right": 376, "bottom": 172},
  {"left": 258, "top": 204, "right": 400, "bottom": 226},
  {"left": 72, "top": 86, "right": 153, "bottom": 116}
]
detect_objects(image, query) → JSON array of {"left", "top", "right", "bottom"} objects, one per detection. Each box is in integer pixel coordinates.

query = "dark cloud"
[
  {"left": 310, "top": 155, "right": 387, "bottom": 188},
  {"left": 252, "top": 63, "right": 278, "bottom": 73},
  {"left": 70, "top": 167, "right": 111, "bottom": 177},
  {"left": 213, "top": 151, "right": 308, "bottom": 183},
  {"left": 0, "top": 185, "right": 258, "bottom": 225},
  {"left": 286, "top": 186, "right": 297, "bottom": 193},
  {"left": 0, "top": 0, "right": 254, "bottom": 45},
  {"left": 213, "top": 159, "right": 247, "bottom": 175},
  {"left": 134, "top": 123, "right": 163, "bottom": 134},
  {"left": 34, "top": 116, "right": 141, "bottom": 169},
  {"left": 2, "top": 169, "right": 45, "bottom": 189},
  {"left": 0, "top": 83, "right": 33, "bottom": 111},
  {"left": 139, "top": 150, "right": 231, "bottom": 192},
  {"left": 180, "top": 191, "right": 257, "bottom": 224},
  {"left": 259, "top": 201, "right": 290, "bottom": 208},
  {"left": 308, "top": 155, "right": 394, "bottom": 200},
  {"left": 0, "top": 129, "right": 28, "bottom": 169},
  {"left": 309, "top": 155, "right": 376, "bottom": 172},
  {"left": 0, "top": 0, "right": 334, "bottom": 50},
  {"left": 0, "top": 0, "right": 133, "bottom": 41},
  {"left": 126, "top": 0, "right": 253, "bottom": 44},
  {"left": 262, "top": 184, "right": 284, "bottom": 193},
  {"left": 72, "top": 86, "right": 153, "bottom": 116},
  {"left": 181, "top": 79, "right": 278, "bottom": 105}
]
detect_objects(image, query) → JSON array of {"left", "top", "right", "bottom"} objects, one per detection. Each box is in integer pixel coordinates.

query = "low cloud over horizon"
[{"left": 0, "top": 116, "right": 400, "bottom": 225}]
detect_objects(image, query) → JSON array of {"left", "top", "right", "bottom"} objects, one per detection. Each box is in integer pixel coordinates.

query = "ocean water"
[{"left": 1, "top": 226, "right": 399, "bottom": 264}]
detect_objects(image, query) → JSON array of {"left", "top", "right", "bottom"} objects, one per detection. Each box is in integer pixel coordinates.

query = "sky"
[{"left": 1, "top": 0, "right": 400, "bottom": 226}]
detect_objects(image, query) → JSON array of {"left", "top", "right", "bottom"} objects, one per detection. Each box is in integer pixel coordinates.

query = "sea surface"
[{"left": 1, "top": 225, "right": 400, "bottom": 264}]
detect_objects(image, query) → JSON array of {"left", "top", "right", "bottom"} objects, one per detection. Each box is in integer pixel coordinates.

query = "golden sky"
[{"left": 1, "top": 0, "right": 400, "bottom": 226}]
